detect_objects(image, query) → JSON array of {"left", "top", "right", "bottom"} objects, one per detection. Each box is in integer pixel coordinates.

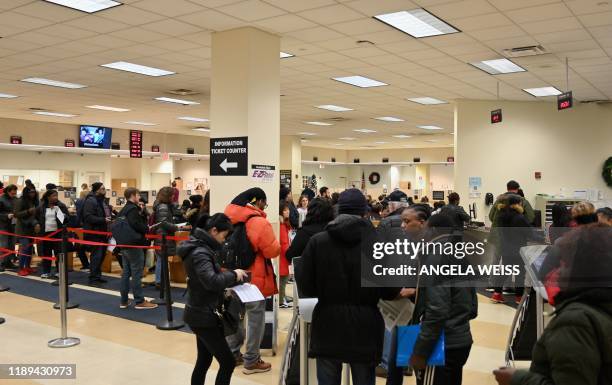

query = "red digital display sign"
[
  {"left": 491, "top": 109, "right": 502, "bottom": 124},
  {"left": 557, "top": 91, "right": 572, "bottom": 110},
  {"left": 10, "top": 135, "right": 22, "bottom": 144},
  {"left": 129, "top": 130, "right": 143, "bottom": 158},
  {"left": 65, "top": 139, "right": 75, "bottom": 147},
  {"left": 151, "top": 145, "right": 160, "bottom": 153}
]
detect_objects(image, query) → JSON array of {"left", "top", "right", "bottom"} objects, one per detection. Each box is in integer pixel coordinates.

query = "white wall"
[
  {"left": 455, "top": 100, "right": 612, "bottom": 222},
  {"left": 301, "top": 146, "right": 453, "bottom": 164},
  {"left": 173, "top": 159, "right": 210, "bottom": 191},
  {"left": 430, "top": 164, "right": 454, "bottom": 191}
]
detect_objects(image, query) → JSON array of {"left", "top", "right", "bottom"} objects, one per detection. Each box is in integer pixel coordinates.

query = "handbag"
[
  {"left": 396, "top": 325, "right": 445, "bottom": 367},
  {"left": 215, "top": 291, "right": 241, "bottom": 336}
]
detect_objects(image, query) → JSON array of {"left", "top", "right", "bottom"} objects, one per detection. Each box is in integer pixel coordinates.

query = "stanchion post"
[
  {"left": 48, "top": 236, "right": 80, "bottom": 348},
  {"left": 156, "top": 234, "right": 184, "bottom": 330},
  {"left": 54, "top": 227, "right": 78, "bottom": 310}
]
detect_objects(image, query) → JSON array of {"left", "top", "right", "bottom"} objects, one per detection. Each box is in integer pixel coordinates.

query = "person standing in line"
[
  {"left": 82, "top": 182, "right": 111, "bottom": 285},
  {"left": 286, "top": 197, "right": 334, "bottom": 262},
  {"left": 36, "top": 189, "right": 69, "bottom": 279},
  {"left": 548, "top": 203, "right": 572, "bottom": 244},
  {"left": 280, "top": 187, "right": 299, "bottom": 229},
  {"left": 596, "top": 207, "right": 612, "bottom": 226},
  {"left": 118, "top": 188, "right": 157, "bottom": 310},
  {"left": 14, "top": 186, "right": 39, "bottom": 276},
  {"left": 297, "top": 195, "right": 309, "bottom": 227},
  {"left": 171, "top": 180, "right": 180, "bottom": 204},
  {"left": 0, "top": 185, "right": 18, "bottom": 271},
  {"left": 224, "top": 187, "right": 280, "bottom": 374},
  {"left": 489, "top": 180, "right": 535, "bottom": 226},
  {"left": 179, "top": 213, "right": 249, "bottom": 385},
  {"left": 278, "top": 201, "right": 292, "bottom": 308},
  {"left": 319, "top": 186, "right": 331, "bottom": 200},
  {"left": 378, "top": 190, "right": 411, "bottom": 229},
  {"left": 439, "top": 192, "right": 471, "bottom": 231},
  {"left": 79, "top": 183, "right": 89, "bottom": 199}
]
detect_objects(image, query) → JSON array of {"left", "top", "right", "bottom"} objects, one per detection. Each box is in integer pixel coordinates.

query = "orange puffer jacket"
[{"left": 224, "top": 203, "right": 280, "bottom": 297}]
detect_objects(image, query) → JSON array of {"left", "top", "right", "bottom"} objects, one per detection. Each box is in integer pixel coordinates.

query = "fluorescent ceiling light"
[
  {"left": 316, "top": 104, "right": 353, "bottom": 112},
  {"left": 523, "top": 86, "right": 562, "bottom": 97},
  {"left": 299, "top": 132, "right": 317, "bottom": 136},
  {"left": 280, "top": 52, "right": 294, "bottom": 58},
  {"left": 124, "top": 121, "right": 156, "bottom": 126},
  {"left": 332, "top": 76, "right": 387, "bottom": 88},
  {"left": 21, "top": 77, "right": 86, "bottom": 89},
  {"left": 353, "top": 129, "right": 377, "bottom": 133},
  {"left": 375, "top": 116, "right": 404, "bottom": 122},
  {"left": 0, "top": 93, "right": 18, "bottom": 98},
  {"left": 333, "top": 143, "right": 345, "bottom": 146},
  {"left": 417, "top": 125, "right": 444, "bottom": 130},
  {"left": 305, "top": 121, "right": 333, "bottom": 126},
  {"left": 393, "top": 134, "right": 412, "bottom": 138},
  {"left": 470, "top": 58, "right": 526, "bottom": 75},
  {"left": 300, "top": 139, "right": 310, "bottom": 142},
  {"left": 374, "top": 9, "right": 459, "bottom": 38},
  {"left": 178, "top": 116, "right": 209, "bottom": 122},
  {"left": 339, "top": 137, "right": 356, "bottom": 140},
  {"left": 86, "top": 105, "right": 130, "bottom": 112},
  {"left": 375, "top": 141, "right": 388, "bottom": 144},
  {"left": 155, "top": 96, "right": 199, "bottom": 105},
  {"left": 424, "top": 139, "right": 438, "bottom": 143},
  {"left": 101, "top": 61, "right": 175, "bottom": 77},
  {"left": 33, "top": 111, "right": 77, "bottom": 118},
  {"left": 407, "top": 97, "right": 447, "bottom": 105},
  {"left": 43, "top": 0, "right": 122, "bottom": 13},
  {"left": 192, "top": 127, "right": 210, "bottom": 132}
]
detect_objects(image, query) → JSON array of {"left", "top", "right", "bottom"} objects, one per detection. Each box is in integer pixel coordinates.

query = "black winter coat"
[
  {"left": 299, "top": 214, "right": 400, "bottom": 363},
  {"left": 35, "top": 201, "right": 69, "bottom": 232},
  {"left": 0, "top": 194, "right": 16, "bottom": 231},
  {"left": 439, "top": 204, "right": 471, "bottom": 229},
  {"left": 82, "top": 193, "right": 109, "bottom": 241},
  {"left": 153, "top": 202, "right": 179, "bottom": 256},
  {"left": 14, "top": 197, "right": 38, "bottom": 236},
  {"left": 498, "top": 209, "right": 536, "bottom": 264},
  {"left": 178, "top": 228, "right": 237, "bottom": 328},
  {"left": 285, "top": 222, "right": 326, "bottom": 261},
  {"left": 118, "top": 201, "right": 148, "bottom": 245}
]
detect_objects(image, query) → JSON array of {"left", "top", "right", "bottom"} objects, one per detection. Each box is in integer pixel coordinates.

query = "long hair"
[
  {"left": 302, "top": 198, "right": 334, "bottom": 226},
  {"left": 156, "top": 186, "right": 174, "bottom": 205},
  {"left": 41, "top": 189, "right": 58, "bottom": 205}
]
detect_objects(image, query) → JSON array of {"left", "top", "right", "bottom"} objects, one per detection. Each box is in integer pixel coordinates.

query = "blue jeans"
[
  {"left": 119, "top": 248, "right": 145, "bottom": 304},
  {"left": 225, "top": 299, "right": 266, "bottom": 366},
  {"left": 316, "top": 359, "right": 376, "bottom": 385},
  {"left": 17, "top": 237, "right": 33, "bottom": 269}
]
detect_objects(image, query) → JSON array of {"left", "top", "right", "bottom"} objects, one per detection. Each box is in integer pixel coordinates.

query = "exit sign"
[
  {"left": 557, "top": 91, "right": 572, "bottom": 110},
  {"left": 491, "top": 109, "right": 502, "bottom": 124}
]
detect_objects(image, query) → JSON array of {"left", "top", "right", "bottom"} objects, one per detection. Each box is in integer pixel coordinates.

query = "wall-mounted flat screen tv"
[{"left": 79, "top": 125, "right": 112, "bottom": 149}]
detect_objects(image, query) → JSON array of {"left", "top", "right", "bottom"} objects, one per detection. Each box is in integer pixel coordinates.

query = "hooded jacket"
[
  {"left": 224, "top": 203, "right": 280, "bottom": 297},
  {"left": 512, "top": 288, "right": 612, "bottom": 385},
  {"left": 14, "top": 190, "right": 38, "bottom": 236},
  {"left": 299, "top": 214, "right": 400, "bottom": 363},
  {"left": 82, "top": 192, "right": 109, "bottom": 241},
  {"left": 153, "top": 202, "right": 180, "bottom": 256},
  {"left": 285, "top": 222, "right": 326, "bottom": 261},
  {"left": 0, "top": 193, "right": 16, "bottom": 232},
  {"left": 178, "top": 228, "right": 238, "bottom": 328}
]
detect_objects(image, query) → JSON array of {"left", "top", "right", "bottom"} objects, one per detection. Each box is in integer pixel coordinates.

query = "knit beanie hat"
[
  {"left": 91, "top": 182, "right": 104, "bottom": 193},
  {"left": 231, "top": 187, "right": 267, "bottom": 207},
  {"left": 338, "top": 188, "right": 368, "bottom": 216}
]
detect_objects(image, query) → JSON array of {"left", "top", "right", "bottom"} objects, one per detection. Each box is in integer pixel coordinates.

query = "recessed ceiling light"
[
  {"left": 300, "top": 139, "right": 310, "bottom": 142},
  {"left": 407, "top": 97, "right": 447, "bottom": 105},
  {"left": 339, "top": 137, "right": 356, "bottom": 140},
  {"left": 192, "top": 127, "right": 210, "bottom": 132},
  {"left": 43, "top": 0, "right": 122, "bottom": 13},
  {"left": 375, "top": 141, "right": 388, "bottom": 144},
  {"left": 280, "top": 52, "right": 294, "bottom": 58},
  {"left": 155, "top": 96, "right": 199, "bottom": 105},
  {"left": 332, "top": 75, "right": 388, "bottom": 88},
  {"left": 305, "top": 121, "right": 333, "bottom": 126},
  {"left": 0, "top": 93, "right": 18, "bottom": 99},
  {"left": 299, "top": 132, "right": 317, "bottom": 136},
  {"left": 316, "top": 104, "right": 353, "bottom": 112},
  {"left": 86, "top": 105, "right": 130, "bottom": 112},
  {"left": 393, "top": 134, "right": 412, "bottom": 138},
  {"left": 21, "top": 77, "right": 86, "bottom": 89},
  {"left": 353, "top": 129, "right": 377, "bottom": 133},
  {"left": 374, "top": 9, "right": 459, "bottom": 38},
  {"left": 470, "top": 58, "right": 526, "bottom": 75},
  {"left": 101, "top": 61, "right": 175, "bottom": 77},
  {"left": 424, "top": 139, "right": 438, "bottom": 143},
  {"left": 124, "top": 121, "right": 156, "bottom": 126},
  {"left": 333, "top": 143, "right": 345, "bottom": 146},
  {"left": 33, "top": 111, "right": 77, "bottom": 118},
  {"left": 417, "top": 125, "right": 444, "bottom": 130},
  {"left": 523, "top": 86, "right": 562, "bottom": 97},
  {"left": 375, "top": 116, "right": 404, "bottom": 122},
  {"left": 178, "top": 116, "right": 209, "bottom": 122}
]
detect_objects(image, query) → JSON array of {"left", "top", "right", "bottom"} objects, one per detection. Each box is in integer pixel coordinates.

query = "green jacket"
[
  {"left": 489, "top": 193, "right": 535, "bottom": 226},
  {"left": 512, "top": 288, "right": 612, "bottom": 385}
]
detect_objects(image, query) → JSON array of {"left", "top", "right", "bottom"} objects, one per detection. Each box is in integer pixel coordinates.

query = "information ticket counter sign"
[
  {"left": 129, "top": 130, "right": 143, "bottom": 158},
  {"left": 210, "top": 136, "right": 248, "bottom": 176}
]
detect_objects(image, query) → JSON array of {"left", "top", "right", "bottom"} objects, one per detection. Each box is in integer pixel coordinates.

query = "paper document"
[
  {"left": 175, "top": 222, "right": 188, "bottom": 227},
  {"left": 231, "top": 283, "right": 265, "bottom": 303},
  {"left": 56, "top": 209, "right": 65, "bottom": 224}
]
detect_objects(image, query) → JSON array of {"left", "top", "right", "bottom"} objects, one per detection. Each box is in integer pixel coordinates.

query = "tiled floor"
[{"left": 0, "top": 277, "right": 517, "bottom": 385}]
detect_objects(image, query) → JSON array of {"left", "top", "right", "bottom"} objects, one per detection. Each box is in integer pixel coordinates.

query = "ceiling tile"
[
  {"left": 533, "top": 28, "right": 593, "bottom": 44},
  {"left": 486, "top": 0, "right": 560, "bottom": 11},
  {"left": 141, "top": 19, "right": 203, "bottom": 36},
  {"left": 12, "top": 1, "right": 84, "bottom": 22},
  {"left": 298, "top": 4, "right": 364, "bottom": 24},
  {"left": 109, "top": 27, "right": 170, "bottom": 43},
  {"left": 217, "top": 0, "right": 286, "bottom": 22},
  {"left": 428, "top": 0, "right": 498, "bottom": 19},
  {"left": 0, "top": 11, "right": 53, "bottom": 29},
  {"left": 261, "top": 0, "right": 336, "bottom": 12},
  {"left": 329, "top": 18, "right": 389, "bottom": 35},
  {"left": 255, "top": 14, "right": 317, "bottom": 33},
  {"left": 564, "top": 0, "right": 612, "bottom": 16},
  {"left": 467, "top": 25, "right": 527, "bottom": 41},
  {"left": 131, "top": 0, "right": 205, "bottom": 17},
  {"left": 506, "top": 3, "right": 572, "bottom": 24},
  {"left": 79, "top": 35, "right": 135, "bottom": 49},
  {"left": 286, "top": 26, "right": 345, "bottom": 43},
  {"left": 177, "top": 9, "right": 245, "bottom": 31},
  {"left": 35, "top": 24, "right": 99, "bottom": 40},
  {"left": 149, "top": 38, "right": 203, "bottom": 52},
  {"left": 449, "top": 13, "right": 514, "bottom": 31},
  {"left": 99, "top": 5, "right": 166, "bottom": 26},
  {"left": 578, "top": 12, "right": 612, "bottom": 28},
  {"left": 520, "top": 17, "right": 583, "bottom": 35},
  {"left": 344, "top": 0, "right": 419, "bottom": 16},
  {"left": 65, "top": 15, "right": 131, "bottom": 34}
]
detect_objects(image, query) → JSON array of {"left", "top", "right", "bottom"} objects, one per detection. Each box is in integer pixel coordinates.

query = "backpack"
[
  {"left": 111, "top": 206, "right": 144, "bottom": 246},
  {"left": 218, "top": 214, "right": 258, "bottom": 270}
]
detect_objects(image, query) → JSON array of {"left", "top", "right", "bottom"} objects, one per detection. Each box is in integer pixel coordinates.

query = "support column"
[
  {"left": 415, "top": 164, "right": 430, "bottom": 199},
  {"left": 280, "top": 135, "right": 302, "bottom": 200},
  {"left": 209, "top": 27, "right": 280, "bottom": 219}
]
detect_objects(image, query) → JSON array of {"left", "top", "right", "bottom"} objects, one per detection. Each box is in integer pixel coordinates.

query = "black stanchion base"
[
  {"left": 156, "top": 320, "right": 184, "bottom": 330},
  {"left": 53, "top": 302, "right": 79, "bottom": 310},
  {"left": 152, "top": 298, "right": 171, "bottom": 305},
  {"left": 0, "top": 285, "right": 9, "bottom": 292},
  {"left": 0, "top": 317, "right": 5, "bottom": 324},
  {"left": 51, "top": 280, "right": 73, "bottom": 286}
]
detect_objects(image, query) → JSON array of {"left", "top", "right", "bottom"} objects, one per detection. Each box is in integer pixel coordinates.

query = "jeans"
[
  {"left": 0, "top": 233, "right": 15, "bottom": 266},
  {"left": 89, "top": 245, "right": 106, "bottom": 280},
  {"left": 119, "top": 248, "right": 145, "bottom": 304},
  {"left": 77, "top": 244, "right": 90, "bottom": 269},
  {"left": 225, "top": 299, "right": 266, "bottom": 367},
  {"left": 316, "top": 358, "right": 376, "bottom": 385},
  {"left": 191, "top": 326, "right": 236, "bottom": 385},
  {"left": 40, "top": 233, "right": 61, "bottom": 275},
  {"left": 385, "top": 327, "right": 404, "bottom": 385},
  {"left": 415, "top": 346, "right": 471, "bottom": 385},
  {"left": 154, "top": 249, "right": 163, "bottom": 284},
  {"left": 17, "top": 237, "right": 33, "bottom": 269}
]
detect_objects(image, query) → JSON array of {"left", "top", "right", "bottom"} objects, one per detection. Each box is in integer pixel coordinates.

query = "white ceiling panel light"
[
  {"left": 424, "top": 139, "right": 438, "bottom": 143},
  {"left": 305, "top": 121, "right": 333, "bottom": 126},
  {"left": 339, "top": 137, "right": 356, "bottom": 140},
  {"left": 124, "top": 121, "right": 156, "bottom": 126},
  {"left": 375, "top": 141, "right": 388, "bottom": 144},
  {"left": 332, "top": 76, "right": 388, "bottom": 88},
  {"left": 300, "top": 139, "right": 310, "bottom": 142},
  {"left": 374, "top": 9, "right": 459, "bottom": 38},
  {"left": 299, "top": 132, "right": 317, "bottom": 136},
  {"left": 21, "top": 78, "right": 86, "bottom": 89},
  {"left": 353, "top": 129, "right": 377, "bottom": 133},
  {"left": 407, "top": 97, "right": 447, "bottom": 105},
  {"left": 375, "top": 116, "right": 404, "bottom": 122},
  {"left": 43, "top": 0, "right": 122, "bottom": 13},
  {"left": 178, "top": 116, "right": 209, "bottom": 122},
  {"left": 280, "top": 52, "right": 294, "bottom": 58},
  {"left": 101, "top": 61, "right": 175, "bottom": 77},
  {"left": 192, "top": 127, "right": 210, "bottom": 132},
  {"left": 417, "top": 125, "right": 444, "bottom": 130},
  {"left": 393, "top": 134, "right": 412, "bottom": 138},
  {"left": 0, "top": 93, "right": 19, "bottom": 99},
  {"left": 470, "top": 58, "right": 526, "bottom": 75},
  {"left": 155, "top": 96, "right": 200, "bottom": 105},
  {"left": 523, "top": 86, "right": 562, "bottom": 97},
  {"left": 316, "top": 104, "right": 353, "bottom": 112},
  {"left": 86, "top": 105, "right": 130, "bottom": 112},
  {"left": 33, "top": 111, "right": 77, "bottom": 118}
]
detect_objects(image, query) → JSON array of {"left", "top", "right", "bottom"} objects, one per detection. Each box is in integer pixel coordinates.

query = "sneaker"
[
  {"left": 80, "top": 268, "right": 90, "bottom": 273},
  {"left": 279, "top": 302, "right": 292, "bottom": 309},
  {"left": 515, "top": 295, "right": 523, "bottom": 305},
  {"left": 234, "top": 354, "right": 244, "bottom": 366},
  {"left": 135, "top": 301, "right": 158, "bottom": 310},
  {"left": 491, "top": 292, "right": 505, "bottom": 304},
  {"left": 26, "top": 267, "right": 36, "bottom": 274},
  {"left": 503, "top": 288, "right": 516, "bottom": 295},
  {"left": 120, "top": 301, "right": 132, "bottom": 309},
  {"left": 40, "top": 273, "right": 51, "bottom": 279},
  {"left": 243, "top": 359, "right": 271, "bottom": 374},
  {"left": 18, "top": 268, "right": 30, "bottom": 276},
  {"left": 485, "top": 287, "right": 495, "bottom": 292}
]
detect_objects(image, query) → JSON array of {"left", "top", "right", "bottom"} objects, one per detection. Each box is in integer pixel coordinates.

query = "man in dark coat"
[
  {"left": 82, "top": 182, "right": 110, "bottom": 284},
  {"left": 280, "top": 186, "right": 299, "bottom": 229}
]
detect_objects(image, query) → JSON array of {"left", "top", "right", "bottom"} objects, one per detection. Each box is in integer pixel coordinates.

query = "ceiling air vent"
[
  {"left": 502, "top": 45, "right": 547, "bottom": 58},
  {"left": 326, "top": 117, "right": 349, "bottom": 122},
  {"left": 580, "top": 99, "right": 612, "bottom": 105},
  {"left": 167, "top": 88, "right": 200, "bottom": 96},
  {"left": 28, "top": 107, "right": 46, "bottom": 111}
]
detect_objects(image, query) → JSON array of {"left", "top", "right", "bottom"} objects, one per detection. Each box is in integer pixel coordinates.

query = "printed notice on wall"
[
  {"left": 251, "top": 164, "right": 275, "bottom": 183},
  {"left": 469, "top": 177, "right": 482, "bottom": 198}
]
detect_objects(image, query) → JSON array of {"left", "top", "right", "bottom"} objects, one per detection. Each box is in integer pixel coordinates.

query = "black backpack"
[
  {"left": 111, "top": 206, "right": 144, "bottom": 246},
  {"left": 219, "top": 215, "right": 257, "bottom": 270}
]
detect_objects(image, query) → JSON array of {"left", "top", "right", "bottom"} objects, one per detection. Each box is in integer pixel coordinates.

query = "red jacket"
[
  {"left": 279, "top": 220, "right": 291, "bottom": 277},
  {"left": 224, "top": 203, "right": 280, "bottom": 297}
]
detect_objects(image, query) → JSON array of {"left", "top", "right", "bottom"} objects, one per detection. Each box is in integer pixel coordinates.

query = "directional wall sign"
[{"left": 210, "top": 136, "right": 248, "bottom": 176}]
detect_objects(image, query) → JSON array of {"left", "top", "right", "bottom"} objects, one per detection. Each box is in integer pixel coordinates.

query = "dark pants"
[
  {"left": 493, "top": 254, "right": 525, "bottom": 296},
  {"left": 77, "top": 244, "right": 90, "bottom": 269},
  {"left": 416, "top": 346, "right": 471, "bottom": 385},
  {"left": 1, "top": 233, "right": 16, "bottom": 266},
  {"left": 89, "top": 245, "right": 106, "bottom": 280},
  {"left": 17, "top": 237, "right": 33, "bottom": 269},
  {"left": 316, "top": 358, "right": 376, "bottom": 385},
  {"left": 191, "top": 326, "right": 235, "bottom": 385},
  {"left": 119, "top": 248, "right": 144, "bottom": 304},
  {"left": 386, "top": 327, "right": 404, "bottom": 385},
  {"left": 40, "top": 232, "right": 61, "bottom": 275}
]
